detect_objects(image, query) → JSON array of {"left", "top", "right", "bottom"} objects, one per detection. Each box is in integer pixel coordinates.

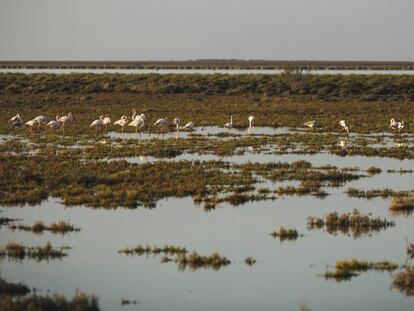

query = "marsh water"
[
  {"left": 2, "top": 68, "right": 414, "bottom": 75},
  {"left": 1, "top": 129, "right": 414, "bottom": 311}
]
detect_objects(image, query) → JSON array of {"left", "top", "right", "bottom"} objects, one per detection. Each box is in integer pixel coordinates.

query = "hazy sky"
[{"left": 1, "top": 0, "right": 413, "bottom": 61}]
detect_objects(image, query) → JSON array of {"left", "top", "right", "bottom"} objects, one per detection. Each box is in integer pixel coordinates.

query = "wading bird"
[
  {"left": 248, "top": 115, "right": 255, "bottom": 134},
  {"left": 58, "top": 112, "right": 73, "bottom": 135},
  {"left": 304, "top": 120, "right": 316, "bottom": 129},
  {"left": 34, "top": 115, "right": 49, "bottom": 130},
  {"left": 174, "top": 117, "right": 181, "bottom": 138},
  {"left": 25, "top": 118, "right": 39, "bottom": 134},
  {"left": 114, "top": 116, "right": 129, "bottom": 134},
  {"left": 9, "top": 113, "right": 22, "bottom": 123},
  {"left": 389, "top": 118, "right": 404, "bottom": 132},
  {"left": 224, "top": 116, "right": 233, "bottom": 129},
  {"left": 9, "top": 113, "right": 24, "bottom": 128},
  {"left": 339, "top": 120, "right": 349, "bottom": 133},
  {"left": 46, "top": 116, "right": 61, "bottom": 131},
  {"left": 154, "top": 118, "right": 169, "bottom": 137},
  {"left": 129, "top": 113, "right": 146, "bottom": 140},
  {"left": 180, "top": 121, "right": 195, "bottom": 132},
  {"left": 90, "top": 115, "right": 104, "bottom": 134},
  {"left": 103, "top": 116, "right": 111, "bottom": 131}
]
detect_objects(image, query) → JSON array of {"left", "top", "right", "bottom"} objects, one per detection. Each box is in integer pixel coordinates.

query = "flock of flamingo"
[
  {"left": 304, "top": 118, "right": 404, "bottom": 133},
  {"left": 8, "top": 110, "right": 404, "bottom": 139}
]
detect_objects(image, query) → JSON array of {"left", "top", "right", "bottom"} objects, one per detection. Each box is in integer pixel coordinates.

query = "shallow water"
[
  {"left": 1, "top": 137, "right": 414, "bottom": 310},
  {"left": 2, "top": 68, "right": 414, "bottom": 75},
  {"left": 1, "top": 193, "right": 413, "bottom": 311},
  {"left": 107, "top": 126, "right": 293, "bottom": 141}
]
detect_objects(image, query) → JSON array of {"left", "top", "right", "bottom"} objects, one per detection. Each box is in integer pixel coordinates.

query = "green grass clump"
[
  {"left": 389, "top": 196, "right": 414, "bottom": 214},
  {"left": 307, "top": 209, "right": 395, "bottom": 238},
  {"left": 324, "top": 258, "right": 398, "bottom": 282},
  {"left": 0, "top": 217, "right": 19, "bottom": 227},
  {"left": 244, "top": 257, "right": 257, "bottom": 266},
  {"left": 9, "top": 220, "right": 80, "bottom": 234},
  {"left": 0, "top": 291, "right": 100, "bottom": 311},
  {"left": 175, "top": 251, "right": 231, "bottom": 271},
  {"left": 366, "top": 166, "right": 382, "bottom": 175},
  {"left": 345, "top": 187, "right": 412, "bottom": 199},
  {"left": 0, "top": 277, "right": 30, "bottom": 296},
  {"left": 270, "top": 227, "right": 302, "bottom": 241},
  {"left": 392, "top": 266, "right": 414, "bottom": 296},
  {"left": 0, "top": 241, "right": 68, "bottom": 261},
  {"left": 118, "top": 244, "right": 187, "bottom": 256}
]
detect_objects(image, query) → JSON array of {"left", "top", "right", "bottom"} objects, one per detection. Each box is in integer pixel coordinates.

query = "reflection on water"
[
  {"left": 107, "top": 126, "right": 293, "bottom": 140},
  {"left": 0, "top": 195, "right": 413, "bottom": 311}
]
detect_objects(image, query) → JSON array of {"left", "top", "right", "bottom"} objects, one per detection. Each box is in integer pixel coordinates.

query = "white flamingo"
[
  {"left": 180, "top": 121, "right": 195, "bottom": 132},
  {"left": 9, "top": 113, "right": 22, "bottom": 123},
  {"left": 9, "top": 113, "right": 24, "bottom": 128},
  {"left": 224, "top": 116, "right": 233, "bottom": 129},
  {"left": 389, "top": 118, "right": 404, "bottom": 132},
  {"left": 25, "top": 119, "right": 39, "bottom": 134},
  {"left": 34, "top": 115, "right": 49, "bottom": 130},
  {"left": 304, "top": 120, "right": 316, "bottom": 129},
  {"left": 248, "top": 115, "right": 255, "bottom": 134},
  {"left": 129, "top": 113, "right": 146, "bottom": 140},
  {"left": 58, "top": 112, "right": 73, "bottom": 135},
  {"left": 339, "top": 120, "right": 349, "bottom": 133},
  {"left": 154, "top": 118, "right": 169, "bottom": 137},
  {"left": 103, "top": 116, "right": 111, "bottom": 131},
  {"left": 114, "top": 116, "right": 129, "bottom": 134},
  {"left": 46, "top": 115, "right": 61, "bottom": 131},
  {"left": 90, "top": 115, "right": 104, "bottom": 134}
]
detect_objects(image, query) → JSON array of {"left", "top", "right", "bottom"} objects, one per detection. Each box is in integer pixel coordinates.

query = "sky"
[{"left": 0, "top": 0, "right": 413, "bottom": 61}]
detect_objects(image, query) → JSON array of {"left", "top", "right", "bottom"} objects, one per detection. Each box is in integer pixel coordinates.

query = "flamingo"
[
  {"left": 9, "top": 113, "right": 22, "bottom": 123},
  {"left": 339, "top": 120, "right": 349, "bottom": 133},
  {"left": 304, "top": 120, "right": 316, "bottom": 129},
  {"left": 174, "top": 117, "right": 181, "bottom": 138},
  {"left": 389, "top": 118, "right": 404, "bottom": 132},
  {"left": 34, "top": 115, "right": 49, "bottom": 130},
  {"left": 224, "top": 116, "right": 233, "bottom": 129},
  {"left": 248, "top": 115, "right": 255, "bottom": 134},
  {"left": 129, "top": 113, "right": 146, "bottom": 140},
  {"left": 103, "top": 116, "right": 111, "bottom": 131},
  {"left": 114, "top": 116, "right": 129, "bottom": 134},
  {"left": 154, "top": 118, "right": 169, "bottom": 137},
  {"left": 46, "top": 116, "right": 61, "bottom": 131},
  {"left": 180, "top": 121, "right": 195, "bottom": 132},
  {"left": 90, "top": 115, "right": 104, "bottom": 134},
  {"left": 58, "top": 112, "right": 73, "bottom": 135},
  {"left": 9, "top": 113, "right": 24, "bottom": 128},
  {"left": 25, "top": 119, "right": 39, "bottom": 134}
]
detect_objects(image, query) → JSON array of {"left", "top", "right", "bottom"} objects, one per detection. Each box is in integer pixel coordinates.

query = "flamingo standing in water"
[
  {"left": 46, "top": 116, "right": 61, "bottom": 132},
  {"left": 34, "top": 115, "right": 49, "bottom": 130},
  {"left": 114, "top": 116, "right": 129, "bottom": 135},
  {"left": 90, "top": 115, "right": 104, "bottom": 134},
  {"left": 58, "top": 112, "right": 73, "bottom": 135},
  {"left": 248, "top": 115, "right": 255, "bottom": 134},
  {"left": 174, "top": 117, "right": 181, "bottom": 138},
  {"left": 339, "top": 120, "right": 349, "bottom": 133},
  {"left": 154, "top": 118, "right": 169, "bottom": 137},
  {"left": 103, "top": 116, "right": 111, "bottom": 132},
  {"left": 129, "top": 113, "right": 146, "bottom": 141},
  {"left": 180, "top": 121, "right": 195, "bottom": 132},
  {"left": 389, "top": 118, "right": 404, "bottom": 132},
  {"left": 25, "top": 118, "right": 39, "bottom": 134},
  {"left": 9, "top": 113, "right": 24, "bottom": 128},
  {"left": 224, "top": 116, "right": 233, "bottom": 129}
]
